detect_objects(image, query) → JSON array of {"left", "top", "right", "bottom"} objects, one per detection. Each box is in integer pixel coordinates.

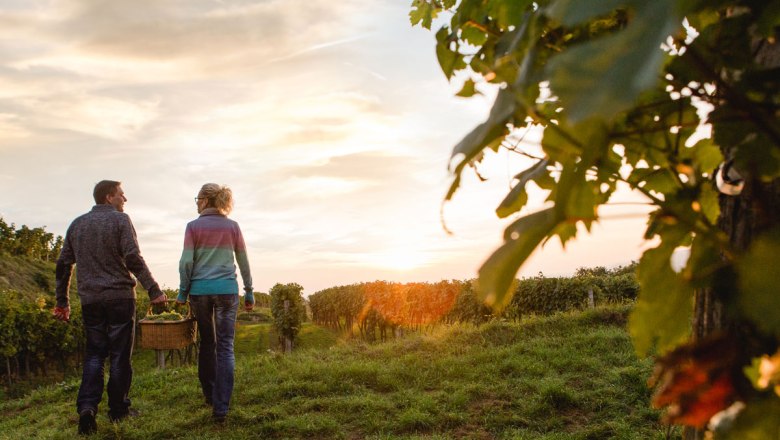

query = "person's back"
[
  {"left": 53, "top": 180, "right": 167, "bottom": 436},
  {"left": 184, "top": 213, "right": 246, "bottom": 292},
  {"left": 64, "top": 206, "right": 144, "bottom": 301},
  {"left": 177, "top": 183, "right": 253, "bottom": 424}
]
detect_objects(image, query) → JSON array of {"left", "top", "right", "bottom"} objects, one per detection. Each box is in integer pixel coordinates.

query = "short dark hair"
[{"left": 93, "top": 180, "right": 121, "bottom": 204}]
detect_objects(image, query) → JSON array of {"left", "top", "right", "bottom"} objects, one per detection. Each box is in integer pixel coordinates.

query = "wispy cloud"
[{"left": 269, "top": 35, "right": 369, "bottom": 63}]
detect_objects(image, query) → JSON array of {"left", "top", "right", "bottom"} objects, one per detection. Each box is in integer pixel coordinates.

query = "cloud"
[
  {"left": 12, "top": 0, "right": 364, "bottom": 71},
  {"left": 280, "top": 152, "right": 427, "bottom": 183}
]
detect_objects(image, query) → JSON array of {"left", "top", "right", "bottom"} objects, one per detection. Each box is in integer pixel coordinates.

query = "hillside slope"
[
  {"left": 0, "top": 306, "right": 674, "bottom": 439},
  {"left": 0, "top": 254, "right": 57, "bottom": 297}
]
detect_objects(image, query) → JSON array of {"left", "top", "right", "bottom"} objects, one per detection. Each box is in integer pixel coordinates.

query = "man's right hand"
[
  {"left": 150, "top": 293, "right": 168, "bottom": 305},
  {"left": 53, "top": 306, "right": 70, "bottom": 322}
]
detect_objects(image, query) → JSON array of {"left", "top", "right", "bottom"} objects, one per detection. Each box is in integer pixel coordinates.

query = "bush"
[
  {"left": 270, "top": 283, "right": 306, "bottom": 349},
  {"left": 0, "top": 290, "right": 84, "bottom": 384}
]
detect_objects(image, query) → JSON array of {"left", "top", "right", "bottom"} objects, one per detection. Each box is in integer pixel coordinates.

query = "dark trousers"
[
  {"left": 76, "top": 298, "right": 136, "bottom": 418},
  {"left": 190, "top": 294, "right": 238, "bottom": 417}
]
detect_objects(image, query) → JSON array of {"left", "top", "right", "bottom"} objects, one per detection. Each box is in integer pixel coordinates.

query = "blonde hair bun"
[{"left": 199, "top": 183, "right": 234, "bottom": 215}]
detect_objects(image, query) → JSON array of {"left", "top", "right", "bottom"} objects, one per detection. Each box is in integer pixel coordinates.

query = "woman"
[{"left": 177, "top": 183, "right": 254, "bottom": 423}]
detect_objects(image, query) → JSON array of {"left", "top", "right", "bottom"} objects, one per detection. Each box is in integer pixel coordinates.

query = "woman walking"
[{"left": 177, "top": 183, "right": 254, "bottom": 423}]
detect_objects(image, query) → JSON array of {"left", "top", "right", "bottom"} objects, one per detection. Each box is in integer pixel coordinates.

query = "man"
[{"left": 53, "top": 180, "right": 167, "bottom": 436}]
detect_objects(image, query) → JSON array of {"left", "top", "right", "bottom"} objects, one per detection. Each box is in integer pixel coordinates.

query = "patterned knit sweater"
[
  {"left": 177, "top": 208, "right": 253, "bottom": 302},
  {"left": 55, "top": 204, "right": 163, "bottom": 308}
]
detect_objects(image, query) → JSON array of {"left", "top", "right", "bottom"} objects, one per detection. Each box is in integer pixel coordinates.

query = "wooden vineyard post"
[{"left": 156, "top": 350, "right": 165, "bottom": 369}]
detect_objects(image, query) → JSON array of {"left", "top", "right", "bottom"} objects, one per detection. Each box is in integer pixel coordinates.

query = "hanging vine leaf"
[
  {"left": 477, "top": 208, "right": 562, "bottom": 311},
  {"left": 496, "top": 159, "right": 549, "bottom": 218},
  {"left": 629, "top": 228, "right": 693, "bottom": 356},
  {"left": 547, "top": 0, "right": 685, "bottom": 122},
  {"left": 737, "top": 229, "right": 780, "bottom": 338}
]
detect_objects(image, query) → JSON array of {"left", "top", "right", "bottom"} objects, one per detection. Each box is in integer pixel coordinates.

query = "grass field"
[{"left": 0, "top": 306, "right": 681, "bottom": 439}]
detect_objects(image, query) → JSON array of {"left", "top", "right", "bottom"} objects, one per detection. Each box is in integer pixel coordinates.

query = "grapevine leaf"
[
  {"left": 630, "top": 227, "right": 693, "bottom": 356},
  {"left": 683, "top": 7, "right": 721, "bottom": 32},
  {"left": 551, "top": 221, "right": 578, "bottom": 247},
  {"left": 634, "top": 168, "right": 680, "bottom": 194},
  {"left": 546, "top": 0, "right": 683, "bottom": 122},
  {"left": 683, "top": 233, "right": 721, "bottom": 288},
  {"left": 477, "top": 207, "right": 562, "bottom": 311},
  {"left": 410, "top": 0, "right": 436, "bottom": 29},
  {"left": 533, "top": 165, "right": 557, "bottom": 190},
  {"left": 545, "top": 0, "right": 630, "bottom": 26},
  {"left": 436, "top": 28, "right": 467, "bottom": 80},
  {"left": 566, "top": 180, "right": 598, "bottom": 221},
  {"left": 683, "top": 138, "right": 723, "bottom": 174},
  {"left": 737, "top": 228, "right": 780, "bottom": 338},
  {"left": 456, "top": 78, "right": 479, "bottom": 98},
  {"left": 461, "top": 25, "right": 488, "bottom": 46},
  {"left": 735, "top": 134, "right": 780, "bottom": 181},
  {"left": 699, "top": 183, "right": 720, "bottom": 225},
  {"left": 446, "top": 88, "right": 515, "bottom": 201},
  {"left": 487, "top": 0, "right": 534, "bottom": 29},
  {"left": 541, "top": 124, "right": 583, "bottom": 159},
  {"left": 496, "top": 159, "right": 549, "bottom": 218}
]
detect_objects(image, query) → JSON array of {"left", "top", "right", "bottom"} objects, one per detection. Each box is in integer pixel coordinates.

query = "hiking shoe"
[
  {"left": 213, "top": 414, "right": 226, "bottom": 426},
  {"left": 108, "top": 408, "right": 139, "bottom": 423},
  {"left": 78, "top": 409, "right": 97, "bottom": 435}
]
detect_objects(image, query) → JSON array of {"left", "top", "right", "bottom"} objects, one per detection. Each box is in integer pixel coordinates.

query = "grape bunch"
[{"left": 146, "top": 310, "right": 184, "bottom": 321}]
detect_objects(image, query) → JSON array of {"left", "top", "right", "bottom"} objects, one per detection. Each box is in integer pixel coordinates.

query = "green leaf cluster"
[
  {"left": 414, "top": 0, "right": 780, "bottom": 434},
  {"left": 269, "top": 283, "right": 306, "bottom": 345},
  {"left": 0, "top": 291, "right": 84, "bottom": 384}
]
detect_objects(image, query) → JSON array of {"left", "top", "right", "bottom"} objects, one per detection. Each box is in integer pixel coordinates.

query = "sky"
[{"left": 0, "top": 0, "right": 653, "bottom": 296}]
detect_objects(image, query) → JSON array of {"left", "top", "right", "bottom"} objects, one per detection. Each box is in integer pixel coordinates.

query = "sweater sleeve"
[
  {"left": 54, "top": 225, "right": 75, "bottom": 308},
  {"left": 121, "top": 215, "right": 162, "bottom": 300},
  {"left": 178, "top": 223, "right": 194, "bottom": 302},
  {"left": 233, "top": 223, "right": 253, "bottom": 295}
]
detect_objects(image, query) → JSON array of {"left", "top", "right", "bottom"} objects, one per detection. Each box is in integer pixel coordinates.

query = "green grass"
[
  {"left": 0, "top": 306, "right": 680, "bottom": 439},
  {"left": 0, "top": 254, "right": 58, "bottom": 299}
]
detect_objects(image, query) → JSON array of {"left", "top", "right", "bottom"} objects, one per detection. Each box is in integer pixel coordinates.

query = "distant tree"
[
  {"left": 48, "top": 236, "right": 63, "bottom": 262},
  {"left": 412, "top": 0, "right": 779, "bottom": 437},
  {"left": 0, "top": 218, "right": 62, "bottom": 262},
  {"left": 0, "top": 217, "right": 14, "bottom": 254}
]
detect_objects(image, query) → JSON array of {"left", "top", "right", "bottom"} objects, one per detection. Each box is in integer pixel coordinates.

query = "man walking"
[{"left": 53, "top": 180, "right": 167, "bottom": 435}]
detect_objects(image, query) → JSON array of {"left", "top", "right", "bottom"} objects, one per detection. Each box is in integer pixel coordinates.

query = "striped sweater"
[{"left": 177, "top": 208, "right": 253, "bottom": 302}]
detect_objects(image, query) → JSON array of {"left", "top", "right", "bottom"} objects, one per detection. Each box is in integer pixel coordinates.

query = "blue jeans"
[
  {"left": 76, "top": 298, "right": 136, "bottom": 418},
  {"left": 190, "top": 294, "right": 238, "bottom": 417}
]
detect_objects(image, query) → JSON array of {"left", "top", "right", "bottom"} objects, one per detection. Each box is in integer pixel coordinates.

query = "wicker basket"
[{"left": 139, "top": 302, "right": 197, "bottom": 350}]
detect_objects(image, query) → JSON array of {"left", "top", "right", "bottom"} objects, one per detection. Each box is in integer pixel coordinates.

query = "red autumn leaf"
[{"left": 649, "top": 333, "right": 739, "bottom": 428}]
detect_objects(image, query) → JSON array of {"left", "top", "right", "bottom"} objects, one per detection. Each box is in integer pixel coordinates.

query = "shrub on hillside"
[{"left": 270, "top": 283, "right": 306, "bottom": 350}]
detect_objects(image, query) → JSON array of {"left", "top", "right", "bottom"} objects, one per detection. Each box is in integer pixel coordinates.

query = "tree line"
[{"left": 0, "top": 217, "right": 63, "bottom": 262}]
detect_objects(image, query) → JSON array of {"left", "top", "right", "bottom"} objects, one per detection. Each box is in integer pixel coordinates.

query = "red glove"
[
  {"left": 244, "top": 300, "right": 254, "bottom": 312},
  {"left": 53, "top": 306, "right": 70, "bottom": 322}
]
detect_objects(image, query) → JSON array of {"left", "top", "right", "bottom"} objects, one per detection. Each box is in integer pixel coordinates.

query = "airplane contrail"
[{"left": 269, "top": 34, "right": 369, "bottom": 63}]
